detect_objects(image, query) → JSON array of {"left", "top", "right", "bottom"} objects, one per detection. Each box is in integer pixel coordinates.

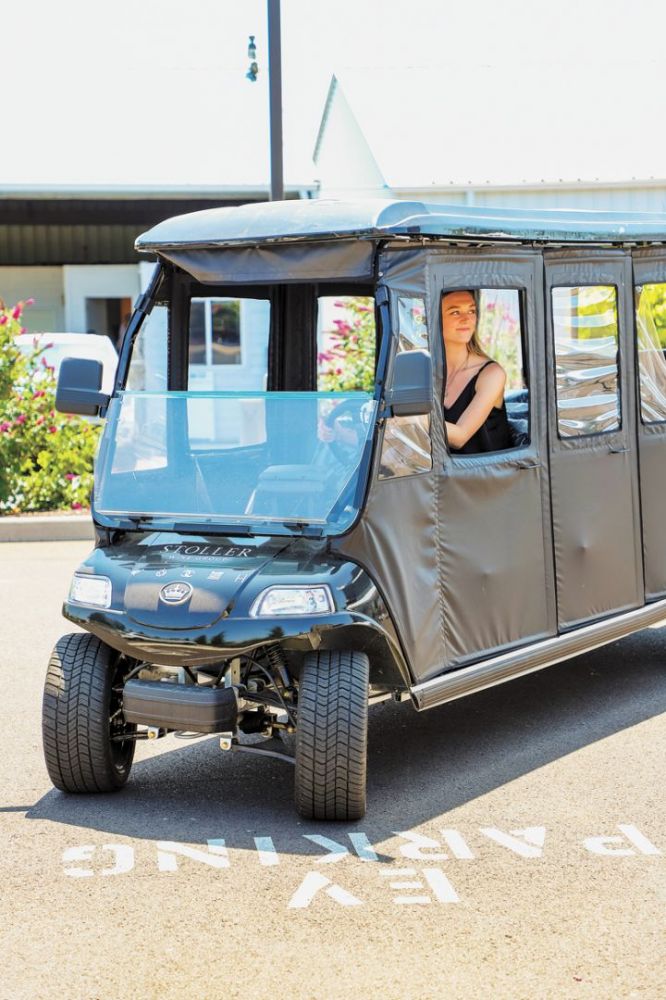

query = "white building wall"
[
  {"left": 0, "top": 266, "right": 65, "bottom": 332},
  {"left": 391, "top": 186, "right": 666, "bottom": 212},
  {"left": 63, "top": 264, "right": 141, "bottom": 332}
]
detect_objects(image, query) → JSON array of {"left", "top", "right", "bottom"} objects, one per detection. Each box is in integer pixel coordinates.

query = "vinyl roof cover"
[{"left": 136, "top": 198, "right": 666, "bottom": 251}]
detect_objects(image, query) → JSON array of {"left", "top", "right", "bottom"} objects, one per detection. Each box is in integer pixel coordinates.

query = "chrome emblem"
[{"left": 159, "top": 582, "right": 193, "bottom": 604}]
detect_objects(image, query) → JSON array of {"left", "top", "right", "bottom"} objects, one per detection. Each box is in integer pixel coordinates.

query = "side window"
[
  {"left": 317, "top": 295, "right": 376, "bottom": 392},
  {"left": 187, "top": 297, "right": 269, "bottom": 391},
  {"left": 635, "top": 283, "right": 666, "bottom": 423},
  {"left": 551, "top": 286, "right": 620, "bottom": 437},
  {"left": 379, "top": 295, "right": 432, "bottom": 479},
  {"left": 442, "top": 288, "right": 528, "bottom": 454},
  {"left": 125, "top": 305, "right": 168, "bottom": 391}
]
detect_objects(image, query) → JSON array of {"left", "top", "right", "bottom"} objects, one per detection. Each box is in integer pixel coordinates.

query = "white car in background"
[{"left": 15, "top": 333, "right": 118, "bottom": 395}]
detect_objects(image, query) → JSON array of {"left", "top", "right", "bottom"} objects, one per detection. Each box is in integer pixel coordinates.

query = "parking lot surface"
[{"left": 1, "top": 541, "right": 664, "bottom": 1000}]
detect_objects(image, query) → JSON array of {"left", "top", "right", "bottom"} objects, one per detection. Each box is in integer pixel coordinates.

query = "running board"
[{"left": 410, "top": 597, "right": 666, "bottom": 711}]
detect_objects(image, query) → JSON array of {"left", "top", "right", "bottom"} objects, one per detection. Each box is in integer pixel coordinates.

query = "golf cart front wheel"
[
  {"left": 295, "top": 650, "right": 369, "bottom": 821},
  {"left": 42, "top": 632, "right": 136, "bottom": 793}
]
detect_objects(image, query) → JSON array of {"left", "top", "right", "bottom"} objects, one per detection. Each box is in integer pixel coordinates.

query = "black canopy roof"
[{"left": 136, "top": 198, "right": 666, "bottom": 251}]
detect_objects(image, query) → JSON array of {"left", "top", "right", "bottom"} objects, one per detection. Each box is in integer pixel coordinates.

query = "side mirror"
[
  {"left": 384, "top": 350, "right": 433, "bottom": 417},
  {"left": 55, "top": 358, "right": 110, "bottom": 417}
]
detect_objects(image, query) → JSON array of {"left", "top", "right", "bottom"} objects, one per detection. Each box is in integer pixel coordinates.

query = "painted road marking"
[{"left": 58, "top": 824, "right": 662, "bottom": 907}]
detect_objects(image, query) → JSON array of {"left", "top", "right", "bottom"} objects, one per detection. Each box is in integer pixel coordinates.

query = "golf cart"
[{"left": 43, "top": 199, "right": 666, "bottom": 819}]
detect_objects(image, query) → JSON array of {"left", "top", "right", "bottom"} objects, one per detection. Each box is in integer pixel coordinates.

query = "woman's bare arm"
[{"left": 445, "top": 363, "right": 506, "bottom": 449}]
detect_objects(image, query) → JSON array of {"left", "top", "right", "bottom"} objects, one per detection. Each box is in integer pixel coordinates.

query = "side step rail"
[{"left": 411, "top": 597, "right": 666, "bottom": 712}]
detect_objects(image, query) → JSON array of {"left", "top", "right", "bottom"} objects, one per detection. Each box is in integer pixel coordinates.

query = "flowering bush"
[
  {"left": 0, "top": 299, "right": 101, "bottom": 512},
  {"left": 317, "top": 297, "right": 376, "bottom": 392}
]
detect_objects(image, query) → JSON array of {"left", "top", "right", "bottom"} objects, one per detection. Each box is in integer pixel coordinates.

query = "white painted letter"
[
  {"left": 254, "top": 837, "right": 280, "bottom": 866},
  {"left": 480, "top": 827, "right": 546, "bottom": 858},
  {"left": 617, "top": 825, "right": 662, "bottom": 856},
  {"left": 440, "top": 829, "right": 475, "bottom": 860},
  {"left": 63, "top": 845, "right": 96, "bottom": 878},
  {"left": 348, "top": 833, "right": 379, "bottom": 862},
  {"left": 378, "top": 867, "right": 459, "bottom": 905},
  {"left": 583, "top": 836, "right": 634, "bottom": 857},
  {"left": 303, "top": 835, "right": 349, "bottom": 864},
  {"left": 394, "top": 831, "right": 448, "bottom": 861},
  {"left": 156, "top": 839, "right": 230, "bottom": 872},
  {"left": 101, "top": 844, "right": 135, "bottom": 876},
  {"left": 288, "top": 872, "right": 363, "bottom": 908}
]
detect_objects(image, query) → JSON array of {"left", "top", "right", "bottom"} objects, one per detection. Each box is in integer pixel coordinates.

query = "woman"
[{"left": 442, "top": 289, "right": 512, "bottom": 454}]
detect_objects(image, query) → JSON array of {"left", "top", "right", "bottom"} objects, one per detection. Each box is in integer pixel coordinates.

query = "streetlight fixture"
[{"left": 245, "top": 4, "right": 283, "bottom": 201}]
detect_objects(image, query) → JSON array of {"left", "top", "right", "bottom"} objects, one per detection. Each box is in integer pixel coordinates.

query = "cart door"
[
  {"left": 544, "top": 252, "right": 644, "bottom": 628},
  {"left": 632, "top": 251, "right": 666, "bottom": 600},
  {"left": 431, "top": 252, "right": 557, "bottom": 669}
]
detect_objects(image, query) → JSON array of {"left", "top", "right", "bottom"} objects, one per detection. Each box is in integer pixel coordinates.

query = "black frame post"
[{"left": 267, "top": 0, "right": 284, "bottom": 201}]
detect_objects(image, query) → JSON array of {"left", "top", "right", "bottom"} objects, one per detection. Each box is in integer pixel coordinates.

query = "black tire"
[
  {"left": 295, "top": 650, "right": 369, "bottom": 821},
  {"left": 42, "top": 633, "right": 136, "bottom": 793}
]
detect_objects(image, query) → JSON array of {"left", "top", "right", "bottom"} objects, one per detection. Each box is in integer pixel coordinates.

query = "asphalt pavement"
[{"left": 1, "top": 541, "right": 664, "bottom": 1000}]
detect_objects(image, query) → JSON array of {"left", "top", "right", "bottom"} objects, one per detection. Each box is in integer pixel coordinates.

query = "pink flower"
[
  {"left": 0, "top": 422, "right": 11, "bottom": 433},
  {"left": 32, "top": 389, "right": 46, "bottom": 399},
  {"left": 0, "top": 316, "right": 7, "bottom": 326},
  {"left": 11, "top": 305, "right": 21, "bottom": 320},
  {"left": 35, "top": 416, "right": 45, "bottom": 426},
  {"left": 15, "top": 414, "right": 26, "bottom": 425},
  {"left": 65, "top": 473, "right": 76, "bottom": 481},
  {"left": 48, "top": 425, "right": 57, "bottom": 434},
  {"left": 71, "top": 502, "right": 83, "bottom": 511},
  {"left": 25, "top": 297, "right": 35, "bottom": 306}
]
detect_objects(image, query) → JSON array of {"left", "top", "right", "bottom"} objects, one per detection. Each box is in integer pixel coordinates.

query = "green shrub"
[{"left": 0, "top": 299, "right": 101, "bottom": 513}]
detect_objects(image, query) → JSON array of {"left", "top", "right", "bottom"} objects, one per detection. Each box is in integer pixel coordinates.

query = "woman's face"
[{"left": 441, "top": 291, "right": 478, "bottom": 347}]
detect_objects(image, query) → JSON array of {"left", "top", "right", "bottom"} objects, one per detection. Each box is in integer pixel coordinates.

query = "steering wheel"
[{"left": 321, "top": 397, "right": 368, "bottom": 466}]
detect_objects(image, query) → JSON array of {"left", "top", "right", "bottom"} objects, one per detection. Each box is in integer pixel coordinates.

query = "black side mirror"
[
  {"left": 55, "top": 358, "right": 110, "bottom": 417},
  {"left": 384, "top": 350, "right": 433, "bottom": 417}
]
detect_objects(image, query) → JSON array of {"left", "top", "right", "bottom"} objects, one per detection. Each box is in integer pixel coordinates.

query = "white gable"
[{"left": 316, "top": 63, "right": 666, "bottom": 190}]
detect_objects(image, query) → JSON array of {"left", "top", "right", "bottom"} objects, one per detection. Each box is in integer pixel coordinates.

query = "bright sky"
[{"left": 3, "top": 0, "right": 666, "bottom": 189}]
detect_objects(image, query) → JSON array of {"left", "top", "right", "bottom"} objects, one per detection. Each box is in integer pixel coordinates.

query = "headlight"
[
  {"left": 250, "top": 585, "right": 334, "bottom": 617},
  {"left": 69, "top": 573, "right": 112, "bottom": 609}
]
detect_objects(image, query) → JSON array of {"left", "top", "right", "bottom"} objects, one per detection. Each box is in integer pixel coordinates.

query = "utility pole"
[{"left": 267, "top": 0, "right": 284, "bottom": 201}]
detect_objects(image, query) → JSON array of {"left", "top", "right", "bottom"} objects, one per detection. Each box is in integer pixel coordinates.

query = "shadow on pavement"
[{"left": 25, "top": 630, "right": 666, "bottom": 853}]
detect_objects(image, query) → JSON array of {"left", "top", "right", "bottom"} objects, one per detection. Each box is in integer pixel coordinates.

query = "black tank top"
[{"left": 443, "top": 360, "right": 512, "bottom": 454}]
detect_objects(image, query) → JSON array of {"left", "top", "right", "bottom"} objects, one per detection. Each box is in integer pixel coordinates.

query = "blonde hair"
[{"left": 441, "top": 289, "right": 488, "bottom": 358}]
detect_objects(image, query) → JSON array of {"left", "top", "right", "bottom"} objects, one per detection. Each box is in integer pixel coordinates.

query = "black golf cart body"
[{"left": 45, "top": 199, "right": 666, "bottom": 819}]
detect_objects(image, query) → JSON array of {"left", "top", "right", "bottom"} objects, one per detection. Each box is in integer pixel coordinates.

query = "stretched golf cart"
[{"left": 43, "top": 199, "right": 666, "bottom": 819}]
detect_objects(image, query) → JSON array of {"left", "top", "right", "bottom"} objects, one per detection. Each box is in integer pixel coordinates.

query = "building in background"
[
  {"left": 314, "top": 68, "right": 666, "bottom": 212},
  {"left": 0, "top": 184, "right": 311, "bottom": 349}
]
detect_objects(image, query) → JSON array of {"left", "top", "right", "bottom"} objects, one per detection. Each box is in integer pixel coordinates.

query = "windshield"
[{"left": 94, "top": 391, "right": 377, "bottom": 535}]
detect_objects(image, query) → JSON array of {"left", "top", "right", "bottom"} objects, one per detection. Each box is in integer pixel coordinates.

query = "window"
[
  {"left": 635, "top": 283, "right": 666, "bottom": 423},
  {"left": 187, "top": 296, "right": 269, "bottom": 392},
  {"left": 442, "top": 288, "right": 528, "bottom": 454},
  {"left": 379, "top": 295, "right": 432, "bottom": 479},
  {"left": 189, "top": 297, "right": 242, "bottom": 368},
  {"left": 317, "top": 295, "right": 376, "bottom": 392},
  {"left": 186, "top": 296, "right": 270, "bottom": 446},
  {"left": 551, "top": 286, "right": 620, "bottom": 437},
  {"left": 125, "top": 305, "right": 168, "bottom": 391}
]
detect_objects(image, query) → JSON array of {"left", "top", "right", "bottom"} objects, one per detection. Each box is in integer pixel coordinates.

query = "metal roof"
[{"left": 136, "top": 198, "right": 666, "bottom": 251}]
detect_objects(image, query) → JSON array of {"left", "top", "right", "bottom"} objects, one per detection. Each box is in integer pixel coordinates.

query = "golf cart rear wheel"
[
  {"left": 295, "top": 650, "right": 369, "bottom": 821},
  {"left": 42, "top": 633, "right": 136, "bottom": 793}
]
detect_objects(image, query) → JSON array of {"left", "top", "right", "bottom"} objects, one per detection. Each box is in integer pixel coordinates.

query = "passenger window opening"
[
  {"left": 551, "top": 285, "right": 621, "bottom": 438},
  {"left": 441, "top": 287, "right": 529, "bottom": 455},
  {"left": 635, "top": 282, "right": 666, "bottom": 424}
]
